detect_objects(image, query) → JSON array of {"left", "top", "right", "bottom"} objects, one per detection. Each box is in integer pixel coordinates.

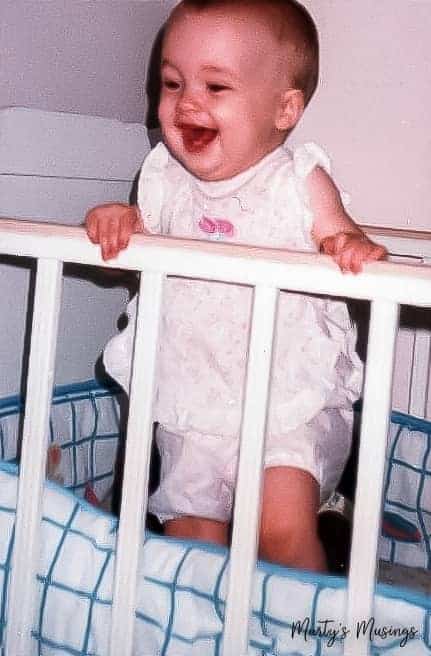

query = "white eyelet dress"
[{"left": 103, "top": 142, "right": 363, "bottom": 523}]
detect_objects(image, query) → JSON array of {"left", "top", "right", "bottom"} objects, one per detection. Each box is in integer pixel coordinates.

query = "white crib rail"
[
  {"left": 223, "top": 285, "right": 279, "bottom": 655},
  {"left": 344, "top": 300, "right": 399, "bottom": 656},
  {"left": 0, "top": 218, "right": 431, "bottom": 656},
  {"left": 109, "top": 271, "right": 164, "bottom": 656},
  {"left": 6, "top": 258, "right": 63, "bottom": 656}
]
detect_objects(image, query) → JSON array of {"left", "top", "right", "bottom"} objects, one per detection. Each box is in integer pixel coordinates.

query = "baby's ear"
[{"left": 275, "top": 89, "right": 304, "bottom": 131}]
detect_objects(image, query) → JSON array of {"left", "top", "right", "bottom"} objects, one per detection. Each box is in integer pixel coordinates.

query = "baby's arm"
[
  {"left": 307, "top": 167, "right": 386, "bottom": 273},
  {"left": 85, "top": 202, "right": 144, "bottom": 261}
]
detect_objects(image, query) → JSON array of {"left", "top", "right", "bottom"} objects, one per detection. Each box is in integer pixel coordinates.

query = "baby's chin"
[
  {"left": 163, "top": 134, "right": 256, "bottom": 182},
  {"left": 167, "top": 145, "right": 226, "bottom": 181},
  {"left": 183, "top": 158, "right": 261, "bottom": 182},
  {"left": 180, "top": 159, "right": 241, "bottom": 182}
]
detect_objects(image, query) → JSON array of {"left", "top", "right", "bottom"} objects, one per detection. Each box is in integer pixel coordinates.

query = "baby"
[{"left": 86, "top": 0, "right": 386, "bottom": 571}]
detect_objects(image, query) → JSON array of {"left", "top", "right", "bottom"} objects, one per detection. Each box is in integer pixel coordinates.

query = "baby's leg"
[
  {"left": 259, "top": 466, "right": 327, "bottom": 572},
  {"left": 149, "top": 427, "right": 236, "bottom": 547},
  {"left": 165, "top": 517, "right": 229, "bottom": 547}
]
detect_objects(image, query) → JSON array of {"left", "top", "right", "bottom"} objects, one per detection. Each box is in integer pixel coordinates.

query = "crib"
[
  {"left": 0, "top": 215, "right": 430, "bottom": 656},
  {"left": 0, "top": 109, "right": 431, "bottom": 656}
]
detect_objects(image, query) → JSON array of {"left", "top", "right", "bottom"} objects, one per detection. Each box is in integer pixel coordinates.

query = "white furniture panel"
[{"left": 0, "top": 108, "right": 150, "bottom": 396}]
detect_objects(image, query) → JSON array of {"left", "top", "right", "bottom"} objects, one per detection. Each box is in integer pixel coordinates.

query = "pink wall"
[
  {"left": 0, "top": 1, "right": 429, "bottom": 230},
  {"left": 294, "top": 1, "right": 431, "bottom": 231},
  {"left": 292, "top": 2, "right": 431, "bottom": 416}
]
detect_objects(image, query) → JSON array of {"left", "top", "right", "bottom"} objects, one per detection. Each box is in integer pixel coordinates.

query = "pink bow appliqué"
[{"left": 198, "top": 216, "right": 234, "bottom": 240}]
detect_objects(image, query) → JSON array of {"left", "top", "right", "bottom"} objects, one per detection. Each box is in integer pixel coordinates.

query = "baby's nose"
[{"left": 177, "top": 88, "right": 202, "bottom": 112}]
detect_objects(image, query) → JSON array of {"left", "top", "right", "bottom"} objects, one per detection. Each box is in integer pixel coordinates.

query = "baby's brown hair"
[{"left": 169, "top": 0, "right": 319, "bottom": 105}]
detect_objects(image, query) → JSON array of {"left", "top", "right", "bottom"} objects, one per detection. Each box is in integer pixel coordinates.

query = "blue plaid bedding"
[
  {"left": 0, "top": 380, "right": 122, "bottom": 503},
  {"left": 0, "top": 381, "right": 429, "bottom": 655},
  {"left": 0, "top": 462, "right": 430, "bottom": 655},
  {"left": 379, "top": 411, "right": 431, "bottom": 570}
]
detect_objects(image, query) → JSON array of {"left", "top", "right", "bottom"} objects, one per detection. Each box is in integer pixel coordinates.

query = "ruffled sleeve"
[
  {"left": 292, "top": 141, "right": 331, "bottom": 179},
  {"left": 293, "top": 142, "right": 351, "bottom": 207},
  {"left": 137, "top": 142, "right": 171, "bottom": 234}
]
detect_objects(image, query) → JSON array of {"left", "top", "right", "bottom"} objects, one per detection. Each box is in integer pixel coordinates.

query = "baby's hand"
[
  {"left": 85, "top": 203, "right": 143, "bottom": 261},
  {"left": 320, "top": 231, "right": 387, "bottom": 274}
]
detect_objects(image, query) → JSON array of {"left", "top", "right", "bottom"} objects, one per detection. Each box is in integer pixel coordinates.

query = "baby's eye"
[
  {"left": 207, "top": 83, "right": 231, "bottom": 93},
  {"left": 162, "top": 78, "right": 181, "bottom": 91}
]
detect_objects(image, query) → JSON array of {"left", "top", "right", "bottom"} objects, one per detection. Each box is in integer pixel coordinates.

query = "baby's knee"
[
  {"left": 259, "top": 519, "right": 306, "bottom": 559},
  {"left": 258, "top": 515, "right": 324, "bottom": 570}
]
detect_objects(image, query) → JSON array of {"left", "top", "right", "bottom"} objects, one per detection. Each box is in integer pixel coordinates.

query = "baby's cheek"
[{"left": 158, "top": 97, "right": 172, "bottom": 128}]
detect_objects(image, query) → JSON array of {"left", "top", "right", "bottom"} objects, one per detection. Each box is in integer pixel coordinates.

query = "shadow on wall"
[{"left": 146, "top": 27, "right": 165, "bottom": 132}]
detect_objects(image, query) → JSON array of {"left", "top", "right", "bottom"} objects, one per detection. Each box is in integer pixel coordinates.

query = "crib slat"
[
  {"left": 222, "top": 285, "right": 279, "bottom": 656},
  {"left": 109, "top": 272, "right": 164, "bottom": 656},
  {"left": 5, "top": 258, "right": 63, "bottom": 656},
  {"left": 344, "top": 300, "right": 399, "bottom": 656}
]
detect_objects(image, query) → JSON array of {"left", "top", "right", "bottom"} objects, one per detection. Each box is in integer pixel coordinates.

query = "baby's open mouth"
[{"left": 179, "top": 124, "right": 218, "bottom": 153}]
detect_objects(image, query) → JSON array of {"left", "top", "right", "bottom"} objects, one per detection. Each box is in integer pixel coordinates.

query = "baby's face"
[{"left": 159, "top": 5, "right": 289, "bottom": 181}]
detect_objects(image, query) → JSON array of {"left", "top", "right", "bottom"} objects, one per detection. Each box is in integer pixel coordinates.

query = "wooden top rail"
[{"left": 0, "top": 217, "right": 430, "bottom": 308}]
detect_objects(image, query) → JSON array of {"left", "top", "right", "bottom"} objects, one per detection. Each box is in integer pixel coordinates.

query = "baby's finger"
[
  {"left": 350, "top": 249, "right": 364, "bottom": 274},
  {"left": 85, "top": 213, "right": 100, "bottom": 243},
  {"left": 368, "top": 244, "right": 387, "bottom": 262},
  {"left": 346, "top": 242, "right": 386, "bottom": 273},
  {"left": 350, "top": 243, "right": 374, "bottom": 273},
  {"left": 118, "top": 228, "right": 131, "bottom": 250},
  {"left": 100, "top": 237, "right": 114, "bottom": 261},
  {"left": 349, "top": 243, "right": 385, "bottom": 271},
  {"left": 321, "top": 233, "right": 350, "bottom": 258},
  {"left": 320, "top": 235, "right": 336, "bottom": 256},
  {"left": 337, "top": 246, "right": 362, "bottom": 274},
  {"left": 320, "top": 236, "right": 335, "bottom": 256},
  {"left": 337, "top": 254, "right": 355, "bottom": 274},
  {"left": 100, "top": 217, "right": 121, "bottom": 260},
  {"left": 118, "top": 212, "right": 135, "bottom": 249}
]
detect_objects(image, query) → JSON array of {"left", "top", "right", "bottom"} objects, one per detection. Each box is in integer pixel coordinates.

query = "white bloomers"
[{"left": 103, "top": 141, "right": 363, "bottom": 523}]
